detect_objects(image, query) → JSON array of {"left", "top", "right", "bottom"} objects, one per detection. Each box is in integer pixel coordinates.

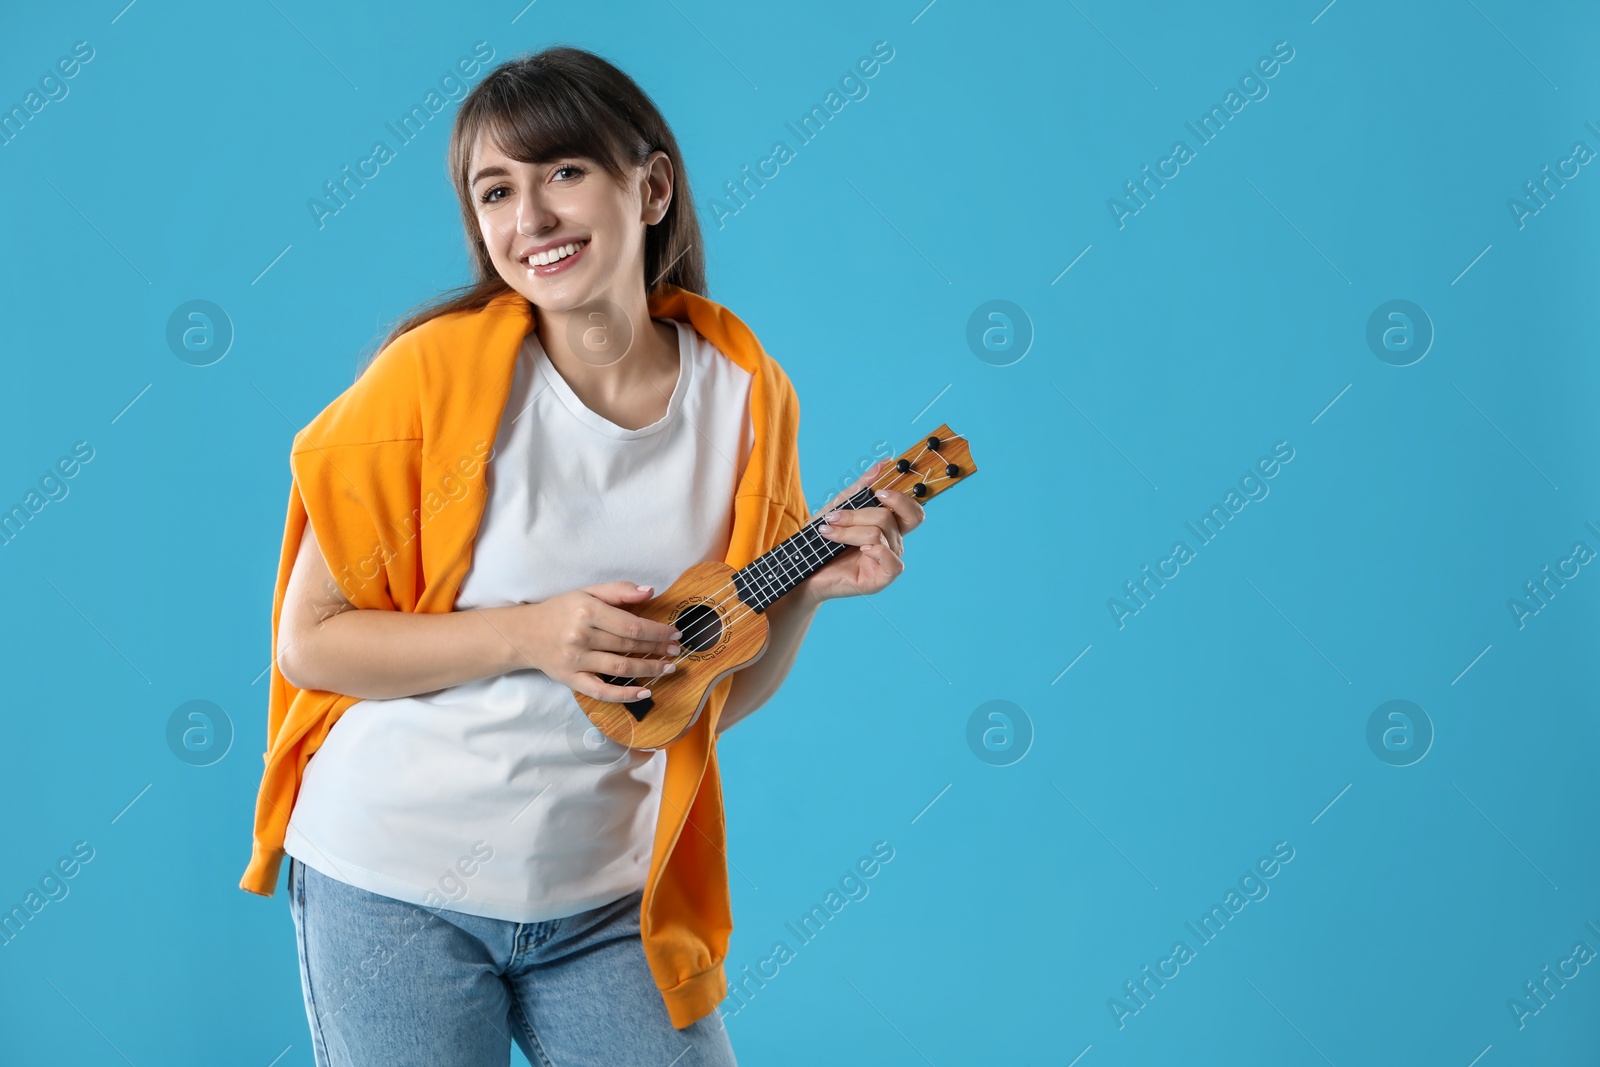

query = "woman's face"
[{"left": 467, "top": 131, "right": 671, "bottom": 316}]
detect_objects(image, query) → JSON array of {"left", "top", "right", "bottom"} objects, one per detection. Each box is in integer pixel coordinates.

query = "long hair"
[{"left": 362, "top": 46, "right": 706, "bottom": 369}]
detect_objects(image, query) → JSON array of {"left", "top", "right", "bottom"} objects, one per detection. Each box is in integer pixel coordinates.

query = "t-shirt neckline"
[{"left": 526, "top": 317, "right": 692, "bottom": 440}]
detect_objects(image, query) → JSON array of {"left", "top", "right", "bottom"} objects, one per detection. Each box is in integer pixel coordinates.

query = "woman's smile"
[{"left": 522, "top": 237, "right": 591, "bottom": 276}]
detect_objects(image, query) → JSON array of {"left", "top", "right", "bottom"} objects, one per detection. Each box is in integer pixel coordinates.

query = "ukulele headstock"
[{"left": 873, "top": 425, "right": 976, "bottom": 503}]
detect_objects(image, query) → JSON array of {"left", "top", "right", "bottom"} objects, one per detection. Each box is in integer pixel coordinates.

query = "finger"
[
  {"left": 585, "top": 650, "right": 678, "bottom": 680},
  {"left": 574, "top": 671, "right": 658, "bottom": 704},
  {"left": 584, "top": 579, "right": 657, "bottom": 606},
  {"left": 822, "top": 489, "right": 923, "bottom": 540},
  {"left": 816, "top": 458, "right": 891, "bottom": 519},
  {"left": 824, "top": 511, "right": 902, "bottom": 557},
  {"left": 822, "top": 504, "right": 898, "bottom": 531},
  {"left": 862, "top": 540, "right": 905, "bottom": 578},
  {"left": 871, "top": 487, "right": 926, "bottom": 534},
  {"left": 594, "top": 603, "right": 682, "bottom": 651},
  {"left": 820, "top": 506, "right": 907, "bottom": 549},
  {"left": 589, "top": 624, "right": 683, "bottom": 658},
  {"left": 817, "top": 520, "right": 883, "bottom": 547}
]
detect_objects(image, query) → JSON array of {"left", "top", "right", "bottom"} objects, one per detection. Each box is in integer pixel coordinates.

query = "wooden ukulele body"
[{"left": 572, "top": 559, "right": 770, "bottom": 750}]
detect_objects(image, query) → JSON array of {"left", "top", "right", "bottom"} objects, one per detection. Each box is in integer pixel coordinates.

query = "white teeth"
[{"left": 526, "top": 241, "right": 585, "bottom": 267}]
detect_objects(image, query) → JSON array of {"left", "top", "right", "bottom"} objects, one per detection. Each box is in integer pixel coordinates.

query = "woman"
[{"left": 238, "top": 46, "right": 922, "bottom": 1065}]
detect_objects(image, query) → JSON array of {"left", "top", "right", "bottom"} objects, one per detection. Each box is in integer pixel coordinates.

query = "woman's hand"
[
  {"left": 804, "top": 458, "right": 925, "bottom": 603},
  {"left": 503, "top": 580, "right": 683, "bottom": 702}
]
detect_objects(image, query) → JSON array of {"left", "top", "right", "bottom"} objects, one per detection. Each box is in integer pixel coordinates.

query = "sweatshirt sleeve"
[
  {"left": 239, "top": 333, "right": 425, "bottom": 897},
  {"left": 288, "top": 333, "right": 427, "bottom": 611},
  {"left": 768, "top": 358, "right": 809, "bottom": 540}
]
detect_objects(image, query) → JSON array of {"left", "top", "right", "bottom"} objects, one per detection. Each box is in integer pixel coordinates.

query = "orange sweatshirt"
[{"left": 239, "top": 284, "right": 808, "bottom": 1029}]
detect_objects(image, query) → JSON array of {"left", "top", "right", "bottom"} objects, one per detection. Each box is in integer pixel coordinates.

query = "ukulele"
[{"left": 573, "top": 425, "right": 976, "bottom": 749}]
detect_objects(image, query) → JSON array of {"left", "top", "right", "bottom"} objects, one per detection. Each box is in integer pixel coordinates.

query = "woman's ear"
[{"left": 642, "top": 150, "right": 674, "bottom": 224}]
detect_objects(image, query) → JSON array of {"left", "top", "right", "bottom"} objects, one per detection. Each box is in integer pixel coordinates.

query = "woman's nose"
[{"left": 516, "top": 196, "right": 554, "bottom": 237}]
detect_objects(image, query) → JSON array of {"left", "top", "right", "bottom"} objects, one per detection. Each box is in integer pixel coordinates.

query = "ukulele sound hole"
[{"left": 673, "top": 603, "right": 722, "bottom": 654}]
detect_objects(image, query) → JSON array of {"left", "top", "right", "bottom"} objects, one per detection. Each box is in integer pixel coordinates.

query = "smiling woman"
[
  {"left": 242, "top": 43, "right": 925, "bottom": 1067},
  {"left": 368, "top": 51, "right": 707, "bottom": 349}
]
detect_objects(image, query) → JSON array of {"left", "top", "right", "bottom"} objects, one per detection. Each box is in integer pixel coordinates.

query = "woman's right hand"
[{"left": 505, "top": 581, "right": 683, "bottom": 702}]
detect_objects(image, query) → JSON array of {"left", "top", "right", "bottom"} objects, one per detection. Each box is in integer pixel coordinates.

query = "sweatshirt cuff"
[
  {"left": 239, "top": 842, "right": 286, "bottom": 898},
  {"left": 659, "top": 961, "right": 730, "bottom": 1030}
]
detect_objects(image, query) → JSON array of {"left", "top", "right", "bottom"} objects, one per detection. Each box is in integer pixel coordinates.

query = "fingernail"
[
  {"left": 638, "top": 688, "right": 652, "bottom": 698},
  {"left": 825, "top": 509, "right": 841, "bottom": 521},
  {"left": 670, "top": 629, "right": 682, "bottom": 640},
  {"left": 875, "top": 489, "right": 889, "bottom": 499},
  {"left": 637, "top": 584, "right": 651, "bottom": 592},
  {"left": 819, "top": 523, "right": 832, "bottom": 536},
  {"left": 668, "top": 643, "right": 681, "bottom": 655},
  {"left": 664, "top": 663, "right": 676, "bottom": 674}
]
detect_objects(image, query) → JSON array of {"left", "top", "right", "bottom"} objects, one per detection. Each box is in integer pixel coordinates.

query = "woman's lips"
[{"left": 526, "top": 239, "right": 589, "bottom": 277}]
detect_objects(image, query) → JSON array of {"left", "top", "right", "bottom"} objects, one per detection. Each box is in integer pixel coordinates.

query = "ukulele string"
[
  {"left": 612, "top": 437, "right": 965, "bottom": 690},
  {"left": 645, "top": 447, "right": 939, "bottom": 669},
  {"left": 630, "top": 440, "right": 964, "bottom": 680},
  {"left": 679, "top": 438, "right": 970, "bottom": 650},
  {"left": 687, "top": 468, "right": 964, "bottom": 660}
]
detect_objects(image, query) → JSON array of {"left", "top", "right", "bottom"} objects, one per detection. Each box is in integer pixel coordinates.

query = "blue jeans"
[{"left": 288, "top": 856, "right": 739, "bottom": 1066}]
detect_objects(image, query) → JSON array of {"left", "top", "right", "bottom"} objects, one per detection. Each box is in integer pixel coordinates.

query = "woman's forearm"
[
  {"left": 276, "top": 563, "right": 819, "bottom": 714},
  {"left": 716, "top": 588, "right": 820, "bottom": 737},
  {"left": 276, "top": 604, "right": 528, "bottom": 700}
]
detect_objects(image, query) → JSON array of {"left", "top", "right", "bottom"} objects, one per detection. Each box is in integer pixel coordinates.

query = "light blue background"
[{"left": 2, "top": 1, "right": 1598, "bottom": 1063}]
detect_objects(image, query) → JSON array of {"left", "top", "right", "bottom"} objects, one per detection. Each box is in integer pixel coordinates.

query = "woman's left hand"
[{"left": 802, "top": 459, "right": 926, "bottom": 603}]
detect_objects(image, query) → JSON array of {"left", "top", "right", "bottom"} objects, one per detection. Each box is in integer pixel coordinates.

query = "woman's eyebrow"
[
  {"left": 470, "top": 158, "right": 575, "bottom": 185},
  {"left": 469, "top": 164, "right": 511, "bottom": 185}
]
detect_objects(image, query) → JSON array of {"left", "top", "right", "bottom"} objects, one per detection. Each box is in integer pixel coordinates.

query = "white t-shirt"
[{"left": 284, "top": 318, "right": 755, "bottom": 922}]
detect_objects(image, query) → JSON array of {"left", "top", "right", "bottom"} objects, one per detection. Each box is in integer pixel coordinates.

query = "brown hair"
[{"left": 362, "top": 46, "right": 706, "bottom": 368}]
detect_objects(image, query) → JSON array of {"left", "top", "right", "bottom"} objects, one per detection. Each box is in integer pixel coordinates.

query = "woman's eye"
[
  {"left": 553, "top": 164, "right": 583, "bottom": 181},
  {"left": 479, "top": 186, "right": 507, "bottom": 204}
]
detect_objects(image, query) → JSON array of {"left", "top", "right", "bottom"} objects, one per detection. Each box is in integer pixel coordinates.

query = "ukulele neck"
[
  {"left": 729, "top": 424, "right": 976, "bottom": 613},
  {"left": 732, "top": 486, "right": 879, "bottom": 613}
]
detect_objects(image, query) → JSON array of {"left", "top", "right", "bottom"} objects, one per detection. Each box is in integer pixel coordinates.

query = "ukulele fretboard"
[
  {"left": 731, "top": 429, "right": 973, "bottom": 613},
  {"left": 732, "top": 487, "right": 878, "bottom": 612}
]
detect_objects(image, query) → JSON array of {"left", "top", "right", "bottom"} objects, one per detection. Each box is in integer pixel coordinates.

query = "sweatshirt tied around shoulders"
[{"left": 238, "top": 284, "right": 808, "bottom": 1030}]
